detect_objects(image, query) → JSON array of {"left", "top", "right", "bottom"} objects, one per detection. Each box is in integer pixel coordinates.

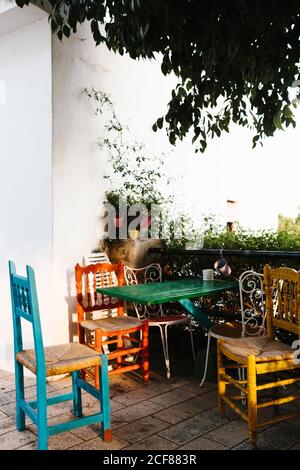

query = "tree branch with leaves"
[{"left": 17, "top": 0, "right": 300, "bottom": 152}]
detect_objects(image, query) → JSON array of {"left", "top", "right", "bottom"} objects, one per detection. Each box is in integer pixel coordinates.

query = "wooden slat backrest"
[
  {"left": 84, "top": 252, "right": 118, "bottom": 289},
  {"left": 9, "top": 261, "right": 46, "bottom": 381},
  {"left": 264, "top": 265, "right": 300, "bottom": 338},
  {"left": 75, "top": 262, "right": 124, "bottom": 314}
]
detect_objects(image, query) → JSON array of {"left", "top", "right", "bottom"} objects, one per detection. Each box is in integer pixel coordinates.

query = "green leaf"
[
  {"left": 252, "top": 135, "right": 259, "bottom": 148},
  {"left": 273, "top": 111, "right": 283, "bottom": 130},
  {"left": 283, "top": 105, "right": 294, "bottom": 119},
  {"left": 169, "top": 132, "right": 176, "bottom": 145},
  {"left": 186, "top": 80, "right": 193, "bottom": 91},
  {"left": 15, "top": 0, "right": 29, "bottom": 6},
  {"left": 63, "top": 25, "right": 70, "bottom": 38},
  {"left": 200, "top": 139, "right": 207, "bottom": 152},
  {"left": 157, "top": 117, "right": 164, "bottom": 129},
  {"left": 178, "top": 87, "right": 187, "bottom": 98}
]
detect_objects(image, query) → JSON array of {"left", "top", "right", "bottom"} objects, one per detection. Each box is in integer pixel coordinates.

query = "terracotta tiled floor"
[{"left": 1, "top": 368, "right": 300, "bottom": 450}]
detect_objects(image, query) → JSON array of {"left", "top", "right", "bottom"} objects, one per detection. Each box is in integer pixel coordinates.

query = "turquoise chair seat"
[{"left": 9, "top": 261, "right": 111, "bottom": 450}]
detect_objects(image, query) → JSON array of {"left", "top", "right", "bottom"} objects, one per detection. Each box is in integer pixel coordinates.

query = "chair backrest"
[
  {"left": 124, "top": 263, "right": 164, "bottom": 319},
  {"left": 239, "top": 270, "right": 265, "bottom": 337},
  {"left": 264, "top": 264, "right": 300, "bottom": 338},
  {"left": 75, "top": 262, "right": 124, "bottom": 319},
  {"left": 84, "top": 252, "right": 110, "bottom": 265},
  {"left": 83, "top": 252, "right": 118, "bottom": 288},
  {"left": 9, "top": 260, "right": 46, "bottom": 378}
]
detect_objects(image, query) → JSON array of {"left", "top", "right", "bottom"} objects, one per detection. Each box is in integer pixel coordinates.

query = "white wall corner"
[
  {"left": 0, "top": 0, "right": 15, "bottom": 15},
  {"left": 0, "top": 12, "right": 53, "bottom": 371},
  {"left": 0, "top": 1, "right": 47, "bottom": 37}
]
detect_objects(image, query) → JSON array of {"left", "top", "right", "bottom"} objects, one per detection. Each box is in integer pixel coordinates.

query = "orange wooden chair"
[{"left": 75, "top": 262, "right": 149, "bottom": 387}]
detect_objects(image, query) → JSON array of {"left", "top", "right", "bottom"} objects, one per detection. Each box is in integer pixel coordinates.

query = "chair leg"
[
  {"left": 36, "top": 374, "right": 48, "bottom": 450},
  {"left": 95, "top": 329, "right": 103, "bottom": 389},
  {"left": 217, "top": 340, "right": 226, "bottom": 416},
  {"left": 80, "top": 328, "right": 87, "bottom": 381},
  {"left": 199, "top": 332, "right": 211, "bottom": 387},
  {"left": 72, "top": 371, "right": 82, "bottom": 417},
  {"left": 99, "top": 355, "right": 112, "bottom": 442},
  {"left": 238, "top": 367, "right": 246, "bottom": 407},
  {"left": 15, "top": 361, "right": 26, "bottom": 431},
  {"left": 189, "top": 320, "right": 196, "bottom": 361},
  {"left": 271, "top": 373, "right": 280, "bottom": 415},
  {"left": 158, "top": 324, "right": 171, "bottom": 379},
  {"left": 116, "top": 334, "right": 123, "bottom": 370},
  {"left": 102, "top": 336, "right": 110, "bottom": 355},
  {"left": 247, "top": 355, "right": 258, "bottom": 449},
  {"left": 142, "top": 322, "right": 149, "bottom": 382},
  {"left": 78, "top": 323, "right": 85, "bottom": 345}
]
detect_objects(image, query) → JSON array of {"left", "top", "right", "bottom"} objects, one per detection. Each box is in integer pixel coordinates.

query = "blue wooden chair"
[{"left": 9, "top": 260, "right": 111, "bottom": 450}]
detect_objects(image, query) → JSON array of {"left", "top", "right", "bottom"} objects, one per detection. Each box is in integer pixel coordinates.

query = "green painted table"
[{"left": 97, "top": 279, "right": 237, "bottom": 329}]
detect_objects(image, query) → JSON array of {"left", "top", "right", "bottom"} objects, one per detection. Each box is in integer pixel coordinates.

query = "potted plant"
[
  {"left": 105, "top": 190, "right": 125, "bottom": 228},
  {"left": 85, "top": 89, "right": 176, "bottom": 241},
  {"left": 85, "top": 88, "right": 173, "bottom": 239}
]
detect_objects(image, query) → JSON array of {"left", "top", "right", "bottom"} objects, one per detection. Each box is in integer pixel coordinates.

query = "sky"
[
  {"left": 147, "top": 104, "right": 300, "bottom": 233},
  {"left": 165, "top": 112, "right": 300, "bottom": 231}
]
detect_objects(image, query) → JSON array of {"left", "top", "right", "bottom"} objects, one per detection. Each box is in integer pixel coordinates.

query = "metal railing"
[{"left": 149, "top": 247, "right": 300, "bottom": 259}]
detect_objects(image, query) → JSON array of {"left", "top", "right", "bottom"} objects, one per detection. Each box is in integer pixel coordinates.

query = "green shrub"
[
  {"left": 160, "top": 225, "right": 300, "bottom": 341},
  {"left": 204, "top": 226, "right": 300, "bottom": 251}
]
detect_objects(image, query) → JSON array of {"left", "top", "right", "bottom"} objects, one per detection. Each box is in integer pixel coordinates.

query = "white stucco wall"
[
  {"left": 0, "top": 0, "right": 14, "bottom": 14},
  {"left": 51, "top": 23, "right": 178, "bottom": 343},
  {"left": 0, "top": 6, "right": 52, "bottom": 370}
]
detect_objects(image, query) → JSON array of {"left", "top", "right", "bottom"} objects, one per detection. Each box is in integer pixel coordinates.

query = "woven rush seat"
[
  {"left": 220, "top": 336, "right": 294, "bottom": 363},
  {"left": 148, "top": 315, "right": 188, "bottom": 325},
  {"left": 210, "top": 322, "right": 262, "bottom": 339},
  {"left": 16, "top": 343, "right": 101, "bottom": 377},
  {"left": 81, "top": 315, "right": 142, "bottom": 332},
  {"left": 210, "top": 322, "right": 243, "bottom": 339}
]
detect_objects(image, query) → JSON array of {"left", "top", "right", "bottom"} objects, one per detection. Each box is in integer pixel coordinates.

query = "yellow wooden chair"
[{"left": 217, "top": 264, "right": 300, "bottom": 448}]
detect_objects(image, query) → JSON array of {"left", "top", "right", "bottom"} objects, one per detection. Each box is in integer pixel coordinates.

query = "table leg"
[{"left": 178, "top": 299, "right": 213, "bottom": 329}]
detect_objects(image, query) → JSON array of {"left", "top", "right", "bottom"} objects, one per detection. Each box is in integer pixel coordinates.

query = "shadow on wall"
[{"left": 65, "top": 268, "right": 78, "bottom": 343}]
